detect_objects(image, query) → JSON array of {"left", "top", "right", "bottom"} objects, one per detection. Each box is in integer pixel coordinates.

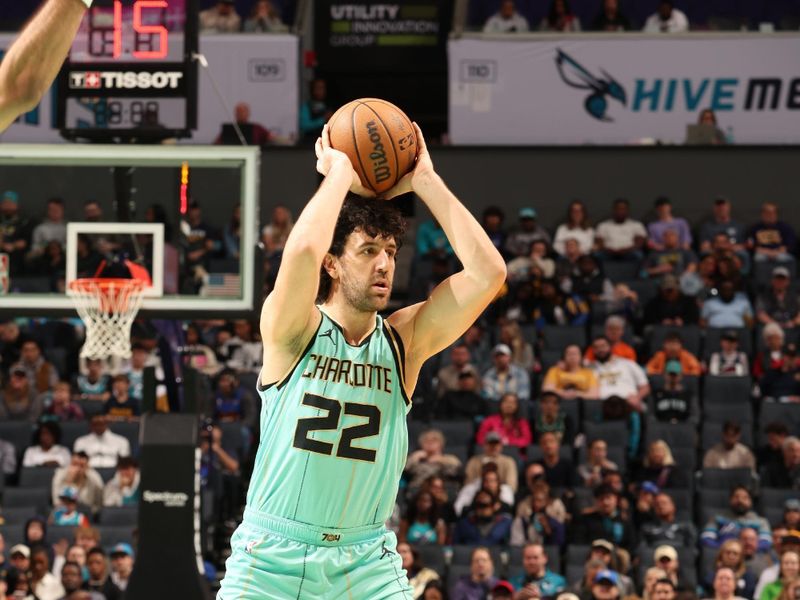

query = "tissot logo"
[
  {"left": 248, "top": 59, "right": 286, "bottom": 82},
  {"left": 555, "top": 48, "right": 627, "bottom": 122},
  {"left": 69, "top": 71, "right": 184, "bottom": 90}
]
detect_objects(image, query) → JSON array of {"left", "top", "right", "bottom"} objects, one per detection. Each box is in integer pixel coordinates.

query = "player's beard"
[{"left": 339, "top": 270, "right": 391, "bottom": 313}]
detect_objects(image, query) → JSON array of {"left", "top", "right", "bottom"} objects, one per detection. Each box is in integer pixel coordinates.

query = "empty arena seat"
[
  {"left": 98, "top": 525, "right": 136, "bottom": 548},
  {"left": 566, "top": 545, "right": 592, "bottom": 567},
  {"left": 582, "top": 421, "right": 628, "bottom": 449},
  {"left": 698, "top": 468, "right": 756, "bottom": 491},
  {"left": 99, "top": 506, "right": 139, "bottom": 526},
  {"left": 703, "top": 402, "right": 753, "bottom": 424},
  {"left": 1, "top": 506, "right": 37, "bottom": 524},
  {"left": 18, "top": 467, "right": 56, "bottom": 488},
  {"left": 758, "top": 402, "right": 800, "bottom": 443},
  {"left": 0, "top": 422, "right": 34, "bottom": 459},
  {"left": 412, "top": 544, "right": 445, "bottom": 573},
  {"left": 447, "top": 565, "right": 471, "bottom": 592},
  {"left": 2, "top": 487, "right": 50, "bottom": 513},
  {"left": 644, "top": 419, "right": 697, "bottom": 450},
  {"left": 540, "top": 325, "right": 586, "bottom": 351},
  {"left": 600, "top": 260, "right": 640, "bottom": 283},
  {"left": 97, "top": 467, "right": 117, "bottom": 483},
  {"left": 626, "top": 279, "right": 658, "bottom": 307},
  {"left": 704, "top": 375, "right": 752, "bottom": 407},
  {"left": 60, "top": 421, "right": 90, "bottom": 450},
  {"left": 704, "top": 328, "right": 753, "bottom": 358},
  {"left": 109, "top": 421, "right": 141, "bottom": 456},
  {"left": 759, "top": 488, "right": 799, "bottom": 513}
]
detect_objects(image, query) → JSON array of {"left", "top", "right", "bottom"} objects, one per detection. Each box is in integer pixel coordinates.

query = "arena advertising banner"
[
  {"left": 449, "top": 35, "right": 800, "bottom": 145},
  {"left": 0, "top": 33, "right": 298, "bottom": 144},
  {"left": 315, "top": 0, "right": 452, "bottom": 73}
]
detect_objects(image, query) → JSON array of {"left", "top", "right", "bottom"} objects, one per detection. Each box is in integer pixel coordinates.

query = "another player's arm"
[
  {"left": 259, "top": 126, "right": 372, "bottom": 384},
  {"left": 387, "top": 125, "right": 507, "bottom": 384},
  {"left": 0, "top": 0, "right": 89, "bottom": 133}
]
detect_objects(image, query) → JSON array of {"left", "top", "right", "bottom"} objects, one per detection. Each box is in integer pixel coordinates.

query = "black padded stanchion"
[{"left": 125, "top": 413, "right": 209, "bottom": 600}]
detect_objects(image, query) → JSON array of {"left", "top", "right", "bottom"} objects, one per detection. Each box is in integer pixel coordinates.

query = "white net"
[{"left": 67, "top": 278, "right": 145, "bottom": 361}]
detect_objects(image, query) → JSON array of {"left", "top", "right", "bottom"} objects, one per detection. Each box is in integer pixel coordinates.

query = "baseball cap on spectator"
[
  {"left": 519, "top": 207, "right": 537, "bottom": 219},
  {"left": 773, "top": 266, "right": 790, "bottom": 279},
  {"left": 458, "top": 366, "right": 477, "bottom": 379},
  {"left": 2, "top": 191, "right": 18, "bottom": 204},
  {"left": 660, "top": 275, "right": 679, "bottom": 290},
  {"left": 641, "top": 481, "right": 660, "bottom": 495},
  {"left": 594, "top": 570, "right": 619, "bottom": 586},
  {"left": 785, "top": 499, "right": 800, "bottom": 512},
  {"left": 654, "top": 545, "right": 678, "bottom": 562},
  {"left": 491, "top": 580, "right": 515, "bottom": 594},
  {"left": 111, "top": 543, "right": 134, "bottom": 558},
  {"left": 10, "top": 545, "right": 29, "bottom": 558},
  {"left": 59, "top": 486, "right": 78, "bottom": 502},
  {"left": 485, "top": 431, "right": 502, "bottom": 443},
  {"left": 557, "top": 595, "right": 581, "bottom": 600},
  {"left": 492, "top": 344, "right": 512, "bottom": 357},
  {"left": 591, "top": 539, "right": 615, "bottom": 553},
  {"left": 10, "top": 365, "right": 26, "bottom": 377},
  {"left": 664, "top": 360, "right": 682, "bottom": 376}
]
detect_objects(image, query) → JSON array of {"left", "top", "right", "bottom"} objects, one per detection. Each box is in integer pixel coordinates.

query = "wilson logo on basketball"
[{"left": 365, "top": 120, "right": 391, "bottom": 183}]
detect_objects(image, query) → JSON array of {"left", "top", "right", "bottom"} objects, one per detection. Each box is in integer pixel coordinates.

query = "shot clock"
[{"left": 57, "top": 0, "right": 198, "bottom": 141}]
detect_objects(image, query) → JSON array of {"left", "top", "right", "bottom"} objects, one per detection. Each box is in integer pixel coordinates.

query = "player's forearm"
[
  {"left": 0, "top": 0, "right": 87, "bottom": 132},
  {"left": 414, "top": 173, "right": 506, "bottom": 284}
]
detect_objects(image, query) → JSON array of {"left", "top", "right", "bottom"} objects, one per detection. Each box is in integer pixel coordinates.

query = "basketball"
[{"left": 327, "top": 98, "right": 418, "bottom": 195}]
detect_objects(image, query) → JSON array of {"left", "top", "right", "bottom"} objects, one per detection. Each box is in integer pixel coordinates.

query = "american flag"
[{"left": 203, "top": 274, "right": 241, "bottom": 297}]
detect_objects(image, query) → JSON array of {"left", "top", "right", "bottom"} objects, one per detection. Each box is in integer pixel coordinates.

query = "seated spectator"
[
  {"left": 506, "top": 208, "right": 551, "bottom": 258},
  {"left": 436, "top": 344, "right": 477, "bottom": 397},
  {"left": 221, "top": 319, "right": 263, "bottom": 374},
  {"left": 0, "top": 190, "right": 32, "bottom": 276},
  {"left": 646, "top": 229, "right": 698, "bottom": 283},
  {"left": 709, "top": 331, "right": 750, "bottom": 376},
  {"left": 703, "top": 421, "right": 756, "bottom": 472},
  {"left": 102, "top": 456, "right": 140, "bottom": 507},
  {"left": 509, "top": 543, "right": 566, "bottom": 598},
  {"left": 756, "top": 531, "right": 800, "bottom": 600},
  {"left": 651, "top": 361, "right": 696, "bottom": 423},
  {"left": 59, "top": 560, "right": 90, "bottom": 599},
  {"left": 590, "top": 0, "right": 632, "bottom": 30},
  {"left": 648, "top": 198, "right": 692, "bottom": 250},
  {"left": 507, "top": 239, "right": 555, "bottom": 285},
  {"left": 0, "top": 434, "right": 16, "bottom": 480},
  {"left": 569, "top": 557, "right": 608, "bottom": 598},
  {"left": 700, "top": 197, "right": 746, "bottom": 252},
  {"left": 701, "top": 280, "right": 754, "bottom": 329},
  {"left": 416, "top": 218, "right": 453, "bottom": 263},
  {"left": 587, "top": 336, "right": 650, "bottom": 411},
  {"left": 476, "top": 393, "right": 531, "bottom": 454},
  {"left": 126, "top": 343, "right": 163, "bottom": 404},
  {"left": 644, "top": 275, "right": 700, "bottom": 326},
  {"left": 654, "top": 545, "right": 692, "bottom": 593},
  {"left": 636, "top": 440, "right": 678, "bottom": 488},
  {"left": 578, "top": 439, "right": 619, "bottom": 488},
  {"left": 707, "top": 567, "right": 749, "bottom": 600},
  {"left": 398, "top": 491, "right": 447, "bottom": 546},
  {"left": 533, "top": 392, "right": 574, "bottom": 445},
  {"left": 52, "top": 452, "right": 104, "bottom": 514},
  {"left": 24, "top": 516, "right": 47, "bottom": 552},
  {"left": 703, "top": 540, "right": 757, "bottom": 600},
  {"left": 74, "top": 526, "right": 102, "bottom": 554},
  {"left": 243, "top": 0, "right": 287, "bottom": 32},
  {"left": 643, "top": 0, "right": 689, "bottom": 33},
  {"left": 0, "top": 320, "right": 23, "bottom": 370},
  {"left": 30, "top": 545, "right": 64, "bottom": 600},
  {"left": 421, "top": 475, "right": 457, "bottom": 525},
  {"left": 182, "top": 323, "right": 221, "bottom": 376},
  {"left": 451, "top": 546, "right": 497, "bottom": 599},
  {"left": 539, "top": 0, "right": 581, "bottom": 32},
  {"left": 595, "top": 198, "right": 645, "bottom": 261},
  {"left": 199, "top": 0, "right": 241, "bottom": 32},
  {"left": 570, "top": 255, "right": 606, "bottom": 305},
  {"left": 104, "top": 374, "right": 140, "bottom": 422},
  {"left": 554, "top": 238, "right": 583, "bottom": 289},
  {"left": 758, "top": 422, "right": 790, "bottom": 474},
  {"left": 41, "top": 381, "right": 84, "bottom": 422},
  {"left": 74, "top": 415, "right": 131, "bottom": 469},
  {"left": 29, "top": 197, "right": 66, "bottom": 260},
  {"left": 572, "top": 484, "right": 635, "bottom": 550},
  {"left": 50, "top": 486, "right": 90, "bottom": 527},
  {"left": 75, "top": 358, "right": 110, "bottom": 404},
  {"left": 759, "top": 551, "right": 799, "bottom": 600},
  {"left": 760, "top": 343, "right": 800, "bottom": 402},
  {"left": 14, "top": 339, "right": 58, "bottom": 394},
  {"left": 483, "top": 0, "right": 529, "bottom": 32},
  {"left": 464, "top": 433, "right": 518, "bottom": 492},
  {"left": 756, "top": 267, "right": 800, "bottom": 330},
  {"left": 536, "top": 431, "right": 575, "bottom": 489},
  {"left": 404, "top": 429, "right": 462, "bottom": 494},
  {"left": 646, "top": 573, "right": 672, "bottom": 600},
  {"left": 109, "top": 543, "right": 134, "bottom": 591},
  {"left": 87, "top": 547, "right": 122, "bottom": 600},
  {"left": 498, "top": 321, "right": 535, "bottom": 372},
  {"left": 641, "top": 492, "right": 698, "bottom": 547},
  {"left": 761, "top": 437, "right": 800, "bottom": 488},
  {"left": 785, "top": 501, "right": 800, "bottom": 531},
  {"left": 0, "top": 365, "right": 42, "bottom": 422},
  {"left": 482, "top": 344, "right": 531, "bottom": 404},
  {"left": 740, "top": 527, "right": 773, "bottom": 576},
  {"left": 30, "top": 239, "right": 65, "bottom": 282},
  {"left": 453, "top": 489, "right": 513, "bottom": 546},
  {"left": 457, "top": 461, "right": 516, "bottom": 517},
  {"left": 396, "top": 543, "right": 439, "bottom": 599},
  {"left": 553, "top": 201, "right": 593, "bottom": 256},
  {"left": 748, "top": 202, "right": 797, "bottom": 264},
  {"left": 701, "top": 486, "right": 771, "bottom": 550},
  {"left": 585, "top": 316, "right": 637, "bottom": 362},
  {"left": 543, "top": 344, "right": 600, "bottom": 400},
  {"left": 480, "top": 206, "right": 506, "bottom": 256},
  {"left": 753, "top": 323, "right": 788, "bottom": 381},
  {"left": 511, "top": 479, "right": 566, "bottom": 547},
  {"left": 646, "top": 333, "right": 702, "bottom": 376},
  {"left": 435, "top": 366, "right": 486, "bottom": 420},
  {"left": 22, "top": 422, "right": 70, "bottom": 468},
  {"left": 533, "top": 279, "right": 590, "bottom": 330},
  {"left": 213, "top": 368, "right": 256, "bottom": 430},
  {"left": 711, "top": 233, "right": 750, "bottom": 279}
]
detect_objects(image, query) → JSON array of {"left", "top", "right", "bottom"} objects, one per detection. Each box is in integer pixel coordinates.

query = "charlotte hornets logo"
[{"left": 555, "top": 49, "right": 627, "bottom": 121}]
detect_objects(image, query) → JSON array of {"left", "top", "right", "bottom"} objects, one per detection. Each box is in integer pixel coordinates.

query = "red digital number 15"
[{"left": 113, "top": 0, "right": 169, "bottom": 60}]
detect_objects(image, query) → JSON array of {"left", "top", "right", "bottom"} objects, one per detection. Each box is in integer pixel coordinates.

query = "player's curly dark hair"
[{"left": 317, "top": 194, "right": 406, "bottom": 303}]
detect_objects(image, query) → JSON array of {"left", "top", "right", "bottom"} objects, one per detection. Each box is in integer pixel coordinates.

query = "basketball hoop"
[{"left": 68, "top": 278, "right": 145, "bottom": 361}]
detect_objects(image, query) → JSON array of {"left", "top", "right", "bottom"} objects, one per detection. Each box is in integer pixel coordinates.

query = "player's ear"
[{"left": 322, "top": 254, "right": 338, "bottom": 280}]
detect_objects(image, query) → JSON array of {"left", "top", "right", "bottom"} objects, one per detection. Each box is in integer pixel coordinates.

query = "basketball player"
[
  {"left": 218, "top": 124, "right": 506, "bottom": 598},
  {"left": 0, "top": 0, "right": 89, "bottom": 133}
]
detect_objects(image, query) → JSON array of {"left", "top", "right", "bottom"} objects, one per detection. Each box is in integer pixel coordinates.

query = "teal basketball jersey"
[{"left": 247, "top": 309, "right": 411, "bottom": 530}]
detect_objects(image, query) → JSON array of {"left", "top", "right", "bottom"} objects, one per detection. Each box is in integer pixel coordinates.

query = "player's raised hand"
[
  {"left": 380, "top": 123, "right": 434, "bottom": 200},
  {"left": 315, "top": 124, "right": 375, "bottom": 198}
]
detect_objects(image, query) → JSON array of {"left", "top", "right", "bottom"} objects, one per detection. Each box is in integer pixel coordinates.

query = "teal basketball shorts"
[{"left": 217, "top": 508, "right": 414, "bottom": 600}]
